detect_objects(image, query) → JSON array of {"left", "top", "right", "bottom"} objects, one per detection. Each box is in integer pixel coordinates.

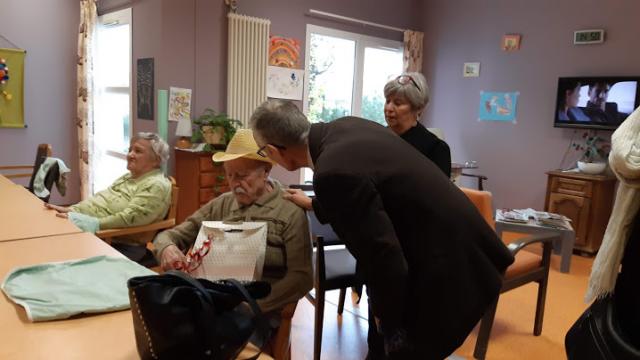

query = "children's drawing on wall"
[
  {"left": 267, "top": 66, "right": 304, "bottom": 100},
  {"left": 269, "top": 36, "right": 300, "bottom": 69},
  {"left": 168, "top": 87, "right": 192, "bottom": 122},
  {"left": 136, "top": 58, "right": 154, "bottom": 120},
  {"left": 478, "top": 91, "right": 519, "bottom": 123}
]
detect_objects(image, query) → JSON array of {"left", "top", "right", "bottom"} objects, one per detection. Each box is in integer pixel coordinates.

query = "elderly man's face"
[{"left": 223, "top": 158, "right": 270, "bottom": 206}]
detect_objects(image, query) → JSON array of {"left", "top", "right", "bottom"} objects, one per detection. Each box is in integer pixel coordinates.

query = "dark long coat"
[{"left": 309, "top": 117, "right": 514, "bottom": 359}]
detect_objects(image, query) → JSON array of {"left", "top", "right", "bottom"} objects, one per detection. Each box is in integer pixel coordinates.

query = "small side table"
[{"left": 495, "top": 216, "right": 576, "bottom": 273}]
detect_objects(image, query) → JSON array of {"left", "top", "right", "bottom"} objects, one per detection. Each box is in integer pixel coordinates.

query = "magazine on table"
[
  {"left": 496, "top": 208, "right": 572, "bottom": 230},
  {"left": 186, "top": 221, "right": 268, "bottom": 282}
]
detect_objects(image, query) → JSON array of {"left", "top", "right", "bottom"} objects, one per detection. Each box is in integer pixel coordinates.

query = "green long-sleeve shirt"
[
  {"left": 70, "top": 169, "right": 171, "bottom": 245},
  {"left": 153, "top": 180, "right": 313, "bottom": 313}
]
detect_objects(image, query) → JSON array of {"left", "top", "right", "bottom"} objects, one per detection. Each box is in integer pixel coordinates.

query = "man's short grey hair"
[
  {"left": 131, "top": 132, "right": 170, "bottom": 166},
  {"left": 383, "top": 72, "right": 430, "bottom": 111},
  {"left": 249, "top": 99, "right": 310, "bottom": 146}
]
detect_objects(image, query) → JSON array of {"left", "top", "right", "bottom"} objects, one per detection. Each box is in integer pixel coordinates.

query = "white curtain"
[{"left": 76, "top": 0, "right": 97, "bottom": 199}]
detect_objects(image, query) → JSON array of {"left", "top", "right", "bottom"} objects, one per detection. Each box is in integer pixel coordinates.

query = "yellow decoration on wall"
[{"left": 0, "top": 48, "right": 25, "bottom": 128}]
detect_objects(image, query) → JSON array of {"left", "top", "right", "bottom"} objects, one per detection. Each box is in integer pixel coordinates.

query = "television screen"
[{"left": 554, "top": 76, "right": 640, "bottom": 130}]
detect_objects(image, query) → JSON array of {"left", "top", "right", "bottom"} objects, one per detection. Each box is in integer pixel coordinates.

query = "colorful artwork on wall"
[
  {"left": 168, "top": 87, "right": 192, "bottom": 123},
  {"left": 136, "top": 58, "right": 154, "bottom": 120},
  {"left": 269, "top": 36, "right": 301, "bottom": 68},
  {"left": 478, "top": 91, "right": 519, "bottom": 122},
  {"left": 0, "top": 48, "right": 25, "bottom": 128}
]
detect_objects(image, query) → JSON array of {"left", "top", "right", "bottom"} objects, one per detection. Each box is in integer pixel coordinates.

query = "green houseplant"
[
  {"left": 192, "top": 108, "right": 242, "bottom": 152},
  {"left": 572, "top": 132, "right": 611, "bottom": 174}
]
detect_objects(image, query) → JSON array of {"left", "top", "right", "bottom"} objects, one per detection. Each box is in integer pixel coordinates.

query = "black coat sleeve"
[{"left": 313, "top": 171, "right": 408, "bottom": 333}]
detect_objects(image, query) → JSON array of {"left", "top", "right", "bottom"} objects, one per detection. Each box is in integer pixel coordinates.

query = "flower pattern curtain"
[
  {"left": 77, "top": 0, "right": 97, "bottom": 199},
  {"left": 403, "top": 30, "right": 424, "bottom": 73}
]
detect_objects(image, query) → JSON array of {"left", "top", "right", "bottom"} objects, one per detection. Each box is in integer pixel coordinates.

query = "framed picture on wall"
[
  {"left": 501, "top": 34, "right": 521, "bottom": 51},
  {"left": 137, "top": 58, "right": 154, "bottom": 120}
]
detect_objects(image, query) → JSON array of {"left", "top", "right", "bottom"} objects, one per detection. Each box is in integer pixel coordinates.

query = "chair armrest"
[
  {"left": 96, "top": 219, "right": 175, "bottom": 239},
  {"left": 507, "top": 232, "right": 558, "bottom": 256}
]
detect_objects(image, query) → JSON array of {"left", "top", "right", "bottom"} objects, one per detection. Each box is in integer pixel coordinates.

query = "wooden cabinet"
[
  {"left": 544, "top": 170, "right": 616, "bottom": 254},
  {"left": 175, "top": 150, "right": 229, "bottom": 223}
]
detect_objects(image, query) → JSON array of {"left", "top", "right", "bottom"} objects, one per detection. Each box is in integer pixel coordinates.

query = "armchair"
[
  {"left": 459, "top": 187, "right": 557, "bottom": 360},
  {"left": 0, "top": 144, "right": 58, "bottom": 202}
]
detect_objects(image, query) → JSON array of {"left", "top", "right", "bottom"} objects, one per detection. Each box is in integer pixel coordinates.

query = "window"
[
  {"left": 302, "top": 25, "right": 403, "bottom": 181},
  {"left": 93, "top": 8, "right": 131, "bottom": 193}
]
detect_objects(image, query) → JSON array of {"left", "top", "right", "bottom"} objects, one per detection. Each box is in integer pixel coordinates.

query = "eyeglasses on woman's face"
[{"left": 396, "top": 75, "right": 421, "bottom": 91}]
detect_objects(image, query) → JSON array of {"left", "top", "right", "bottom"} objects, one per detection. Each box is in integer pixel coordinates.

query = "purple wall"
[
  {"left": 130, "top": 0, "right": 421, "bottom": 185},
  {"left": 238, "top": 0, "right": 421, "bottom": 185},
  {"left": 0, "top": 0, "right": 80, "bottom": 204},
  {"left": 421, "top": 0, "right": 640, "bottom": 209}
]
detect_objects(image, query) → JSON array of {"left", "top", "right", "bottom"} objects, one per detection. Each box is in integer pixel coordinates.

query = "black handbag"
[
  {"left": 127, "top": 270, "right": 272, "bottom": 360},
  {"left": 566, "top": 296, "right": 640, "bottom": 360}
]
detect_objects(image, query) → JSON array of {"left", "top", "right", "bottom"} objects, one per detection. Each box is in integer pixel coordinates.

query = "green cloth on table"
[
  {"left": 1, "top": 255, "right": 156, "bottom": 322},
  {"left": 70, "top": 169, "right": 171, "bottom": 245}
]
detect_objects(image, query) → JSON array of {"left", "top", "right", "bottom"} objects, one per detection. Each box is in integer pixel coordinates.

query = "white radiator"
[{"left": 227, "top": 13, "right": 270, "bottom": 128}]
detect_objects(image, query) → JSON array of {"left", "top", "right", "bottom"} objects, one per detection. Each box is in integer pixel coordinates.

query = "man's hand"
[
  {"left": 45, "top": 203, "right": 71, "bottom": 213},
  {"left": 160, "top": 244, "right": 188, "bottom": 271},
  {"left": 283, "top": 188, "right": 313, "bottom": 211}
]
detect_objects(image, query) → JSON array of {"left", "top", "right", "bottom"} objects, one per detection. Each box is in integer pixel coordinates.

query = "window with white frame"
[
  {"left": 302, "top": 25, "right": 403, "bottom": 182},
  {"left": 93, "top": 8, "right": 132, "bottom": 193}
]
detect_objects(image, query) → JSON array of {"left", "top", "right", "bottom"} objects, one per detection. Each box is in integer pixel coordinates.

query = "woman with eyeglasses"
[{"left": 383, "top": 72, "right": 451, "bottom": 177}]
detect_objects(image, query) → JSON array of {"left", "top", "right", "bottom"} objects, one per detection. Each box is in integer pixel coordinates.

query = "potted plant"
[
  {"left": 572, "top": 132, "right": 611, "bottom": 174},
  {"left": 192, "top": 108, "right": 242, "bottom": 152}
]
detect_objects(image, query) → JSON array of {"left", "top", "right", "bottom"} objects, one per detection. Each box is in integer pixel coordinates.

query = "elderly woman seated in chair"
[
  {"left": 46, "top": 132, "right": 172, "bottom": 261},
  {"left": 154, "top": 129, "right": 313, "bottom": 336}
]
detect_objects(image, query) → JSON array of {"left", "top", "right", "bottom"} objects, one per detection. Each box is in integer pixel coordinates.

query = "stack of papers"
[{"left": 496, "top": 208, "right": 573, "bottom": 230}]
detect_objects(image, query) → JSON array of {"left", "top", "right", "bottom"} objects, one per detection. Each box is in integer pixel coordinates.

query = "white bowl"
[{"left": 577, "top": 161, "right": 607, "bottom": 175}]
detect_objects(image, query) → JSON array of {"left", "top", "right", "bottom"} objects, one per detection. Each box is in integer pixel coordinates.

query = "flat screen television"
[{"left": 554, "top": 76, "right": 640, "bottom": 130}]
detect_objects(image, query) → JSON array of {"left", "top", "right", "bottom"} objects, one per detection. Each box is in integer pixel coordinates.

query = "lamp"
[{"left": 175, "top": 117, "right": 193, "bottom": 149}]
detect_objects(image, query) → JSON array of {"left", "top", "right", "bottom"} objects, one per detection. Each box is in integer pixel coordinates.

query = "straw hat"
[{"left": 211, "top": 129, "right": 274, "bottom": 164}]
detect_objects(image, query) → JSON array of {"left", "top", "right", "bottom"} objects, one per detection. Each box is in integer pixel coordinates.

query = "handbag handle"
[{"left": 165, "top": 271, "right": 270, "bottom": 360}]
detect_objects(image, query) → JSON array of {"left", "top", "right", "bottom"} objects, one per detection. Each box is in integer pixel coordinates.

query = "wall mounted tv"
[{"left": 554, "top": 76, "right": 640, "bottom": 131}]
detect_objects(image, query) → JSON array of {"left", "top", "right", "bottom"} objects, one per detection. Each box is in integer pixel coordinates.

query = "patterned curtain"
[
  {"left": 403, "top": 30, "right": 424, "bottom": 73},
  {"left": 77, "top": 0, "right": 97, "bottom": 199}
]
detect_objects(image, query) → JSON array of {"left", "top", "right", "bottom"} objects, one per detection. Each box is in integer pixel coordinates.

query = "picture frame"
[
  {"left": 463, "top": 62, "right": 481, "bottom": 77},
  {"left": 136, "top": 58, "right": 154, "bottom": 120},
  {"left": 502, "top": 34, "right": 521, "bottom": 51}
]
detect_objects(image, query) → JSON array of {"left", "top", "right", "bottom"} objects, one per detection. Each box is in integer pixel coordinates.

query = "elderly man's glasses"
[
  {"left": 396, "top": 75, "right": 421, "bottom": 91},
  {"left": 257, "top": 143, "right": 287, "bottom": 157}
]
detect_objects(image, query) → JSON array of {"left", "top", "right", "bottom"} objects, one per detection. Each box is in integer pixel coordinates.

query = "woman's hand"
[
  {"left": 159, "top": 244, "right": 188, "bottom": 271},
  {"left": 45, "top": 203, "right": 71, "bottom": 213},
  {"left": 283, "top": 188, "right": 313, "bottom": 211}
]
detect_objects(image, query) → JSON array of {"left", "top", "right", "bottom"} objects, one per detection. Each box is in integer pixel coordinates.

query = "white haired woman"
[
  {"left": 383, "top": 72, "right": 451, "bottom": 177},
  {"left": 46, "top": 132, "right": 172, "bottom": 261}
]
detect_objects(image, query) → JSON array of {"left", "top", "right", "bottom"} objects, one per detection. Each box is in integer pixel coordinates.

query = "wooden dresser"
[
  {"left": 544, "top": 170, "right": 616, "bottom": 254},
  {"left": 175, "top": 150, "right": 229, "bottom": 223}
]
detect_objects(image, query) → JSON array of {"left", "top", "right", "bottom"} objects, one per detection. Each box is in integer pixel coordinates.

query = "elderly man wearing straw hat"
[{"left": 153, "top": 129, "right": 313, "bottom": 314}]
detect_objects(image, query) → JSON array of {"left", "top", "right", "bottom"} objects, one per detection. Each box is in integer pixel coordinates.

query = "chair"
[
  {"left": 96, "top": 176, "right": 179, "bottom": 266},
  {"left": 265, "top": 302, "right": 298, "bottom": 360},
  {"left": 0, "top": 144, "right": 58, "bottom": 202},
  {"left": 459, "top": 187, "right": 557, "bottom": 360},
  {"left": 289, "top": 184, "right": 362, "bottom": 360}
]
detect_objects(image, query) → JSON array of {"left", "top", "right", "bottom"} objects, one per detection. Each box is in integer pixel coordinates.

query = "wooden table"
[
  {"left": 0, "top": 232, "right": 272, "bottom": 360},
  {"left": 0, "top": 173, "right": 17, "bottom": 187},
  {"left": 0, "top": 233, "right": 139, "bottom": 360},
  {"left": 0, "top": 181, "right": 81, "bottom": 242}
]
